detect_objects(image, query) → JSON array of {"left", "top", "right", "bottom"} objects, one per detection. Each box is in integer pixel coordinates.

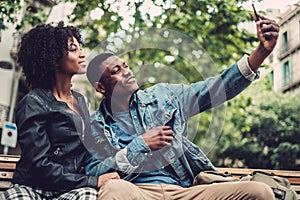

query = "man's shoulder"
[
  {"left": 136, "top": 83, "right": 185, "bottom": 105},
  {"left": 141, "top": 83, "right": 179, "bottom": 94},
  {"left": 90, "top": 108, "right": 105, "bottom": 120}
]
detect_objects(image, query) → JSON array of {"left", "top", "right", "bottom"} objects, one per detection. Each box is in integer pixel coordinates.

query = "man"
[{"left": 86, "top": 14, "right": 279, "bottom": 199}]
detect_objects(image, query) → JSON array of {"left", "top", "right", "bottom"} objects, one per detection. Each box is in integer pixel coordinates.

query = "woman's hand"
[{"left": 97, "top": 172, "right": 120, "bottom": 189}]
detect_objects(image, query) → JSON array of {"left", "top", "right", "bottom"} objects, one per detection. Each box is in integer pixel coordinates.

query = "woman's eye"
[{"left": 69, "top": 48, "right": 78, "bottom": 52}]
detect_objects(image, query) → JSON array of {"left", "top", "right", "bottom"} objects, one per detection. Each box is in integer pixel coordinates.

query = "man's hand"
[
  {"left": 97, "top": 172, "right": 120, "bottom": 189},
  {"left": 248, "top": 14, "right": 280, "bottom": 71},
  {"left": 256, "top": 14, "right": 279, "bottom": 52},
  {"left": 142, "top": 126, "right": 174, "bottom": 150}
]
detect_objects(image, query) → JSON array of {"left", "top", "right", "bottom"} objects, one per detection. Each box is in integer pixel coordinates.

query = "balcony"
[
  {"left": 278, "top": 39, "right": 300, "bottom": 60},
  {"left": 282, "top": 79, "right": 300, "bottom": 93},
  {"left": 39, "top": 0, "right": 58, "bottom": 7}
]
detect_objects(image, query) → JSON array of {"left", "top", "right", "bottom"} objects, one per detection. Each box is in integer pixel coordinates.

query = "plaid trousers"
[{"left": 0, "top": 184, "right": 98, "bottom": 200}]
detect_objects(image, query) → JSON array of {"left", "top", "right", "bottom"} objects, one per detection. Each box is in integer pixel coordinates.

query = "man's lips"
[{"left": 126, "top": 76, "right": 136, "bottom": 83}]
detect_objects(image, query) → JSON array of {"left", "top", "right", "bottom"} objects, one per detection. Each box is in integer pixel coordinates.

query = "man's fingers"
[
  {"left": 161, "top": 126, "right": 172, "bottom": 130},
  {"left": 262, "top": 32, "right": 279, "bottom": 39},
  {"left": 260, "top": 22, "right": 279, "bottom": 33},
  {"left": 164, "top": 129, "right": 173, "bottom": 135},
  {"left": 110, "top": 172, "right": 120, "bottom": 179},
  {"left": 164, "top": 135, "right": 173, "bottom": 143}
]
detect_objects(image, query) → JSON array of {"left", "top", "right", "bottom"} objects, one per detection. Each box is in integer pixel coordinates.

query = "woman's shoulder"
[{"left": 18, "top": 88, "right": 54, "bottom": 108}]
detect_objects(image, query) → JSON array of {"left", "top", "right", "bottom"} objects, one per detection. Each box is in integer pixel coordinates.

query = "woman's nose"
[{"left": 79, "top": 49, "right": 85, "bottom": 57}]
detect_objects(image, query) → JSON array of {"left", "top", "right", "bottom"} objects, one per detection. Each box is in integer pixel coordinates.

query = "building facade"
[{"left": 269, "top": 2, "right": 300, "bottom": 93}]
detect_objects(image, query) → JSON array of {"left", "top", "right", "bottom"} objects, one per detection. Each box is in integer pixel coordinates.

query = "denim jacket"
[{"left": 85, "top": 55, "right": 258, "bottom": 187}]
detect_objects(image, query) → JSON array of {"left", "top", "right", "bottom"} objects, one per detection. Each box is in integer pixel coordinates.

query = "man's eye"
[{"left": 111, "top": 68, "right": 120, "bottom": 74}]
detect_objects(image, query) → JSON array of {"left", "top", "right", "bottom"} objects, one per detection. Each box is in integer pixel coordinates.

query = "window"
[
  {"left": 282, "top": 60, "right": 292, "bottom": 86},
  {"left": 268, "top": 53, "right": 273, "bottom": 63},
  {"left": 282, "top": 31, "right": 288, "bottom": 52},
  {"left": 270, "top": 71, "right": 274, "bottom": 86}
]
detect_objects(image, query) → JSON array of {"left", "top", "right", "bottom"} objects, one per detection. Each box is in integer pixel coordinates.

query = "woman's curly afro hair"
[{"left": 17, "top": 21, "right": 83, "bottom": 89}]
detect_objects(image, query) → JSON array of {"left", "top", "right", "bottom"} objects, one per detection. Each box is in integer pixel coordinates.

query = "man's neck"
[{"left": 107, "top": 95, "right": 131, "bottom": 113}]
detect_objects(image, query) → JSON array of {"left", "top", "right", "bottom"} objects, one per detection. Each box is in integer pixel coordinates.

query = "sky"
[{"left": 243, "top": 0, "right": 299, "bottom": 13}]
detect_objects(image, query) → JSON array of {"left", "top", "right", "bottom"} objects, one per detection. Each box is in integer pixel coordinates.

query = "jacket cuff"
[
  {"left": 126, "top": 136, "right": 151, "bottom": 166},
  {"left": 115, "top": 147, "right": 139, "bottom": 174},
  {"left": 87, "top": 176, "right": 98, "bottom": 189},
  {"left": 237, "top": 54, "right": 260, "bottom": 81}
]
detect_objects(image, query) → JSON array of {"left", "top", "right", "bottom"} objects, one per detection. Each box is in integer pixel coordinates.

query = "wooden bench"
[
  {"left": 0, "top": 154, "right": 19, "bottom": 192},
  {"left": 0, "top": 154, "right": 299, "bottom": 199}
]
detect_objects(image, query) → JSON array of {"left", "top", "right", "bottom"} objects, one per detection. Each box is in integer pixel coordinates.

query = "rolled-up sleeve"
[
  {"left": 115, "top": 136, "right": 151, "bottom": 173},
  {"left": 237, "top": 54, "right": 260, "bottom": 81}
]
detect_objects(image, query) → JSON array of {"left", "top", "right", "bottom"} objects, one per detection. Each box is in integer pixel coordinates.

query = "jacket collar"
[{"left": 96, "top": 89, "right": 156, "bottom": 122}]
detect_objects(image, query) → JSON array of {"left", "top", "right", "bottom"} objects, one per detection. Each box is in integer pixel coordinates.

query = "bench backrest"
[
  {"left": 0, "top": 154, "right": 299, "bottom": 200},
  {"left": 0, "top": 154, "right": 19, "bottom": 192}
]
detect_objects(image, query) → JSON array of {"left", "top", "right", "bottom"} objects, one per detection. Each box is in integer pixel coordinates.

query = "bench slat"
[
  {"left": 0, "top": 171, "right": 14, "bottom": 180},
  {"left": 0, "top": 163, "right": 17, "bottom": 171},
  {"left": 0, "top": 155, "right": 20, "bottom": 163}
]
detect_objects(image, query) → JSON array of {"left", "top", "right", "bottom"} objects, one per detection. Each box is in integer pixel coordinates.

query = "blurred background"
[{"left": 0, "top": 0, "right": 299, "bottom": 170}]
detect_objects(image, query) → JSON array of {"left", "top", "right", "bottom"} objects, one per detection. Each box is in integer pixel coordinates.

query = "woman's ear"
[{"left": 95, "top": 82, "right": 105, "bottom": 94}]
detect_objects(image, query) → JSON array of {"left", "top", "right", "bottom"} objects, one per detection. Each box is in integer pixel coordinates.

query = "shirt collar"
[
  {"left": 135, "top": 90, "right": 156, "bottom": 104},
  {"left": 96, "top": 89, "right": 156, "bottom": 122}
]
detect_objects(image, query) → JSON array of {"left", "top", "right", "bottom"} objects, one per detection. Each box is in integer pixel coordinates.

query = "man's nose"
[{"left": 123, "top": 68, "right": 131, "bottom": 76}]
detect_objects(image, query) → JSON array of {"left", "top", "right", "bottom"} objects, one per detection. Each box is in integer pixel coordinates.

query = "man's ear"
[{"left": 95, "top": 82, "right": 105, "bottom": 94}]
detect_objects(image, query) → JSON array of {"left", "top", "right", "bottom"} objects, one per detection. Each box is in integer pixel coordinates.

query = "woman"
[{"left": 1, "top": 21, "right": 119, "bottom": 199}]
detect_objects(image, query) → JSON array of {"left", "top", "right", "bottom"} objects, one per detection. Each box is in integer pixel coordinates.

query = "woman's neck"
[{"left": 52, "top": 77, "right": 72, "bottom": 101}]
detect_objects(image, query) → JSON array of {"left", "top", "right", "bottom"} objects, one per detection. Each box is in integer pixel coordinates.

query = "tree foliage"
[
  {"left": 0, "top": 0, "right": 21, "bottom": 32},
  {"left": 212, "top": 77, "right": 300, "bottom": 170},
  {"left": 64, "top": 0, "right": 257, "bottom": 112},
  {"left": 0, "top": 0, "right": 54, "bottom": 42},
  {"left": 67, "top": 0, "right": 255, "bottom": 69}
]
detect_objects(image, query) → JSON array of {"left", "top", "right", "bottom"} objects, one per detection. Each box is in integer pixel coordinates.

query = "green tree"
[
  {"left": 0, "top": 0, "right": 21, "bottom": 33},
  {"left": 214, "top": 77, "right": 300, "bottom": 170},
  {"left": 65, "top": 0, "right": 256, "bottom": 113},
  {"left": 0, "top": 0, "right": 55, "bottom": 42}
]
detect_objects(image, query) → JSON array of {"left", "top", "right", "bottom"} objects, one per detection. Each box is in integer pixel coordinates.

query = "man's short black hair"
[{"left": 87, "top": 52, "right": 114, "bottom": 87}]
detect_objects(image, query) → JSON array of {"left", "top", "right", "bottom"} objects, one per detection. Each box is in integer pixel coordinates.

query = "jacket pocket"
[{"left": 152, "top": 95, "right": 178, "bottom": 127}]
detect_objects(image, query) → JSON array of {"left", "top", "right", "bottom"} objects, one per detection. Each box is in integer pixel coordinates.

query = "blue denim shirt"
[{"left": 85, "top": 55, "right": 258, "bottom": 187}]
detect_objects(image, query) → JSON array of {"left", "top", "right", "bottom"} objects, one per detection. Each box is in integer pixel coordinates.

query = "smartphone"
[{"left": 252, "top": 3, "right": 260, "bottom": 21}]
